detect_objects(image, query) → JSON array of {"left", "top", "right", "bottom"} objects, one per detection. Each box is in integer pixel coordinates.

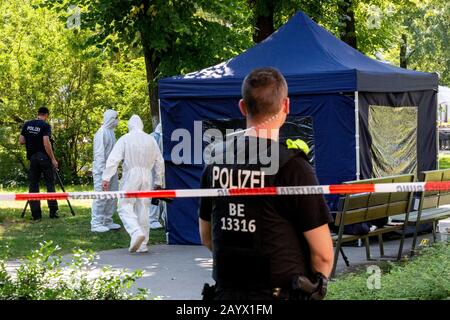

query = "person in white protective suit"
[
  {"left": 149, "top": 123, "right": 166, "bottom": 229},
  {"left": 102, "top": 115, "right": 164, "bottom": 253},
  {"left": 91, "top": 109, "right": 121, "bottom": 233}
]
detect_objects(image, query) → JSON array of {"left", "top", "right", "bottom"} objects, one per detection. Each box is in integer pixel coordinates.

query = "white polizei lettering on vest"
[
  {"left": 27, "top": 126, "right": 41, "bottom": 133},
  {"left": 239, "top": 170, "right": 251, "bottom": 188},
  {"left": 212, "top": 166, "right": 220, "bottom": 188},
  {"left": 212, "top": 167, "right": 265, "bottom": 189},
  {"left": 250, "top": 171, "right": 260, "bottom": 187},
  {"left": 229, "top": 170, "right": 237, "bottom": 189},
  {"left": 219, "top": 167, "right": 229, "bottom": 188}
]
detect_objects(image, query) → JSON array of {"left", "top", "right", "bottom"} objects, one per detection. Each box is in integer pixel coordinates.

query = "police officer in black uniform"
[
  {"left": 199, "top": 68, "right": 334, "bottom": 300},
  {"left": 19, "top": 107, "right": 59, "bottom": 221}
]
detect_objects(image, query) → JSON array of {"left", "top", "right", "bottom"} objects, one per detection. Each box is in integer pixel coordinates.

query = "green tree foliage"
[
  {"left": 399, "top": 0, "right": 450, "bottom": 84},
  {"left": 247, "top": 0, "right": 337, "bottom": 42},
  {"left": 0, "top": 0, "right": 150, "bottom": 185},
  {"left": 43, "top": 0, "right": 253, "bottom": 127},
  {"left": 0, "top": 0, "right": 448, "bottom": 187},
  {"left": 250, "top": 0, "right": 449, "bottom": 83},
  {"left": 337, "top": 0, "right": 449, "bottom": 84},
  {"left": 0, "top": 0, "right": 253, "bottom": 185}
]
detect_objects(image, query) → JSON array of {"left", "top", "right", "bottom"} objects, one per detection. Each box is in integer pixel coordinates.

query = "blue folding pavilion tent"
[{"left": 158, "top": 11, "right": 439, "bottom": 244}]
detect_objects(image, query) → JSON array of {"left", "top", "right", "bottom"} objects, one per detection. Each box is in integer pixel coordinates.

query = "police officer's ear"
[
  {"left": 239, "top": 99, "right": 248, "bottom": 117},
  {"left": 282, "top": 97, "right": 290, "bottom": 115}
]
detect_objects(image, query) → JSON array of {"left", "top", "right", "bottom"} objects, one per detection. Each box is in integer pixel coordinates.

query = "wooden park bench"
[
  {"left": 331, "top": 174, "right": 415, "bottom": 277},
  {"left": 391, "top": 169, "right": 450, "bottom": 255}
]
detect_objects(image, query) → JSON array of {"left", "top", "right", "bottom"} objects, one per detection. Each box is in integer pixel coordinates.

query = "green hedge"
[{"left": 327, "top": 243, "right": 450, "bottom": 300}]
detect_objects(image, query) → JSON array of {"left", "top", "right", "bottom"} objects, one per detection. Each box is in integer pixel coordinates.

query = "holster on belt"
[
  {"left": 201, "top": 283, "right": 216, "bottom": 301},
  {"left": 272, "top": 273, "right": 328, "bottom": 300}
]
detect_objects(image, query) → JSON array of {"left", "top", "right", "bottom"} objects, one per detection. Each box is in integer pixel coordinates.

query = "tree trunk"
[
  {"left": 338, "top": 0, "right": 357, "bottom": 49},
  {"left": 142, "top": 43, "right": 160, "bottom": 130},
  {"left": 253, "top": 11, "right": 274, "bottom": 43},
  {"left": 139, "top": 0, "right": 160, "bottom": 130},
  {"left": 400, "top": 34, "right": 408, "bottom": 68},
  {"left": 249, "top": 0, "right": 275, "bottom": 43}
]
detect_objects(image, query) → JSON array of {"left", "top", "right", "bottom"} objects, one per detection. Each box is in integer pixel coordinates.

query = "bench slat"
[
  {"left": 422, "top": 195, "right": 439, "bottom": 209},
  {"left": 332, "top": 225, "right": 403, "bottom": 243},
  {"left": 439, "top": 194, "right": 450, "bottom": 206},
  {"left": 391, "top": 207, "right": 450, "bottom": 223}
]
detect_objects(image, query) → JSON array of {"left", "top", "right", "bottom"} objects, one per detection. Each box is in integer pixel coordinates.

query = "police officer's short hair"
[
  {"left": 241, "top": 67, "right": 288, "bottom": 118},
  {"left": 38, "top": 107, "right": 49, "bottom": 115}
]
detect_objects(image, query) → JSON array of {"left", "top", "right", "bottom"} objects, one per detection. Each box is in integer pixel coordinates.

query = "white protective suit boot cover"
[
  {"left": 149, "top": 205, "right": 162, "bottom": 229},
  {"left": 118, "top": 171, "right": 151, "bottom": 252},
  {"left": 91, "top": 109, "right": 119, "bottom": 232},
  {"left": 92, "top": 173, "right": 118, "bottom": 232},
  {"left": 102, "top": 115, "right": 164, "bottom": 252}
]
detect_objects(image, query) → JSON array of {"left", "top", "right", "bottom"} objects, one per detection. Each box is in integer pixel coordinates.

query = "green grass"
[
  {"left": 439, "top": 153, "right": 450, "bottom": 169},
  {"left": 327, "top": 243, "right": 450, "bottom": 300},
  {"left": 0, "top": 192, "right": 166, "bottom": 259},
  {"left": 0, "top": 184, "right": 93, "bottom": 193}
]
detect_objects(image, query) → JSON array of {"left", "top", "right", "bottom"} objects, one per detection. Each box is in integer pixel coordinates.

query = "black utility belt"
[
  {"left": 211, "top": 285, "right": 309, "bottom": 300},
  {"left": 215, "top": 272, "right": 328, "bottom": 300},
  {"left": 271, "top": 287, "right": 309, "bottom": 300},
  {"left": 30, "top": 152, "right": 49, "bottom": 160}
]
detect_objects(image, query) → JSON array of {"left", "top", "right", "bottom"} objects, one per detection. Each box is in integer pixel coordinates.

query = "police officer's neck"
[
  {"left": 245, "top": 112, "right": 282, "bottom": 141},
  {"left": 245, "top": 118, "right": 280, "bottom": 141},
  {"left": 245, "top": 127, "right": 279, "bottom": 141}
]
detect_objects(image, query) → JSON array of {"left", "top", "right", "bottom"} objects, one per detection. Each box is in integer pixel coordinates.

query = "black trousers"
[{"left": 28, "top": 152, "right": 58, "bottom": 219}]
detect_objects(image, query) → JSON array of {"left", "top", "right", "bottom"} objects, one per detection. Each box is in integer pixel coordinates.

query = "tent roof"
[{"left": 159, "top": 11, "right": 438, "bottom": 98}]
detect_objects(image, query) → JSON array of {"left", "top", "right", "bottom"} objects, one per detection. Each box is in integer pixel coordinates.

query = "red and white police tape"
[{"left": 1, "top": 181, "right": 450, "bottom": 201}]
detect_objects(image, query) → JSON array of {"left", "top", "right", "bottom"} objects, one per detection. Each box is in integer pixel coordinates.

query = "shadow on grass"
[{"left": 0, "top": 204, "right": 166, "bottom": 259}]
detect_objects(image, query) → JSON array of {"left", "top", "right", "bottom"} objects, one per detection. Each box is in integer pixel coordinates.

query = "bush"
[
  {"left": 327, "top": 243, "right": 450, "bottom": 300},
  {"left": 0, "top": 241, "right": 150, "bottom": 300}
]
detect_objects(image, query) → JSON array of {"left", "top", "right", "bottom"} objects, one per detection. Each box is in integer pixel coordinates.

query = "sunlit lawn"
[
  {"left": 0, "top": 188, "right": 166, "bottom": 259},
  {"left": 327, "top": 243, "right": 450, "bottom": 300},
  {"left": 439, "top": 153, "right": 450, "bottom": 169}
]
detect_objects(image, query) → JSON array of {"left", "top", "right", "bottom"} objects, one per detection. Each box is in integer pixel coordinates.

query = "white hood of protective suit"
[
  {"left": 103, "top": 109, "right": 118, "bottom": 129},
  {"left": 92, "top": 109, "right": 118, "bottom": 176},
  {"left": 151, "top": 123, "right": 162, "bottom": 150},
  {"left": 128, "top": 115, "right": 144, "bottom": 132},
  {"left": 154, "top": 123, "right": 162, "bottom": 134}
]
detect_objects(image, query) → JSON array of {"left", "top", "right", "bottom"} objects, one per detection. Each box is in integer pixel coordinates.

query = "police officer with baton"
[
  {"left": 19, "top": 107, "right": 59, "bottom": 221},
  {"left": 199, "top": 68, "right": 334, "bottom": 300}
]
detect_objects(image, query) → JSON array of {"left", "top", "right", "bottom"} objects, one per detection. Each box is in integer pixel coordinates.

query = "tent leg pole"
[{"left": 355, "top": 91, "right": 360, "bottom": 180}]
